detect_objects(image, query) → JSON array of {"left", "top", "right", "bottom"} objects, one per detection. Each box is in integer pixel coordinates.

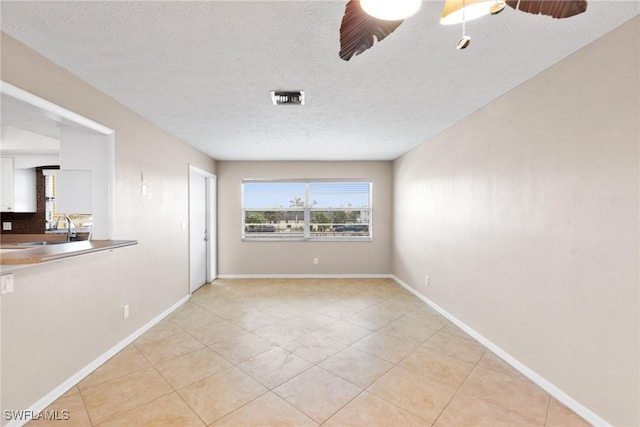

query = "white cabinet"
[
  {"left": 57, "top": 130, "right": 94, "bottom": 215},
  {"left": 0, "top": 158, "right": 37, "bottom": 213},
  {"left": 56, "top": 170, "right": 92, "bottom": 214},
  {"left": 14, "top": 168, "right": 37, "bottom": 212},
  {"left": 0, "top": 157, "right": 15, "bottom": 211}
]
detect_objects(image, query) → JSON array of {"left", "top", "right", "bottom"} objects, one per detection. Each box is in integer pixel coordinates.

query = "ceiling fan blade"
[
  {"left": 505, "top": 0, "right": 587, "bottom": 19},
  {"left": 339, "top": 0, "right": 403, "bottom": 61}
]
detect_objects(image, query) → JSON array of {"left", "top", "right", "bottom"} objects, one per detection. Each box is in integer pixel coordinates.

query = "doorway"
[
  {"left": 1, "top": 81, "right": 116, "bottom": 239},
  {"left": 189, "top": 165, "right": 216, "bottom": 293}
]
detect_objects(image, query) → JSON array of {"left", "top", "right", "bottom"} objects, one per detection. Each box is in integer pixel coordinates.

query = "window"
[
  {"left": 242, "top": 180, "right": 372, "bottom": 241},
  {"left": 44, "top": 171, "right": 57, "bottom": 228}
]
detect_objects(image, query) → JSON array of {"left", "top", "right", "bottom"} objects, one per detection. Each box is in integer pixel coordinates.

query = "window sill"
[{"left": 242, "top": 237, "right": 372, "bottom": 242}]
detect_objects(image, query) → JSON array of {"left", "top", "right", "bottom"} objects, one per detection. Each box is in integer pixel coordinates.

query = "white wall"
[
  {"left": 392, "top": 17, "right": 639, "bottom": 426},
  {"left": 0, "top": 33, "right": 216, "bottom": 420},
  {"left": 217, "top": 161, "right": 392, "bottom": 276}
]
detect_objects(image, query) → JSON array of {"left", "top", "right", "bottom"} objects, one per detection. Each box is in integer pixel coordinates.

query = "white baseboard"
[
  {"left": 6, "top": 295, "right": 190, "bottom": 427},
  {"left": 216, "top": 274, "right": 393, "bottom": 280},
  {"left": 390, "top": 275, "right": 609, "bottom": 427}
]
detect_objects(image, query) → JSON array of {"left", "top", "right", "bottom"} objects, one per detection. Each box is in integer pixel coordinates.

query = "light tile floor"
[{"left": 28, "top": 278, "right": 591, "bottom": 426}]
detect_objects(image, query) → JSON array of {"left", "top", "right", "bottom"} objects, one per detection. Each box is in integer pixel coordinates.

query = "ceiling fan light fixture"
[
  {"left": 489, "top": 0, "right": 506, "bottom": 14},
  {"left": 360, "top": 0, "right": 421, "bottom": 21},
  {"left": 440, "top": 0, "right": 498, "bottom": 25}
]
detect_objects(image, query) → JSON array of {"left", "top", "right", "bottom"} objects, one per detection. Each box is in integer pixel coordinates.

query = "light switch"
[{"left": 1, "top": 273, "right": 15, "bottom": 294}]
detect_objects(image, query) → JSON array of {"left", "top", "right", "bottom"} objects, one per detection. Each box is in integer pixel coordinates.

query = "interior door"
[{"left": 189, "top": 168, "right": 208, "bottom": 293}]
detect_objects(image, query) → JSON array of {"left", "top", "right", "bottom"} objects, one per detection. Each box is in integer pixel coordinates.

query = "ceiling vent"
[{"left": 271, "top": 91, "right": 305, "bottom": 106}]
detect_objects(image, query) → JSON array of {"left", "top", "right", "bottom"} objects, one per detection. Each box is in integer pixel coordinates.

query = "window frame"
[{"left": 241, "top": 179, "right": 373, "bottom": 242}]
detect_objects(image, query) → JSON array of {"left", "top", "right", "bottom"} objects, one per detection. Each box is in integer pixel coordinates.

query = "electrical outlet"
[
  {"left": 313, "top": 257, "right": 319, "bottom": 265},
  {"left": 2, "top": 222, "right": 12, "bottom": 231},
  {"left": 1, "top": 273, "right": 15, "bottom": 294},
  {"left": 425, "top": 276, "right": 430, "bottom": 286},
  {"left": 123, "top": 304, "right": 130, "bottom": 319}
]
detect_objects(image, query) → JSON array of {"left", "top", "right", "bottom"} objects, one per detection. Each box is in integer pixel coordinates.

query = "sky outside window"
[{"left": 243, "top": 182, "right": 370, "bottom": 209}]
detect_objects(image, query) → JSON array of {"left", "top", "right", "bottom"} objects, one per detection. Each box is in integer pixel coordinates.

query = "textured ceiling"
[{"left": 1, "top": 1, "right": 638, "bottom": 161}]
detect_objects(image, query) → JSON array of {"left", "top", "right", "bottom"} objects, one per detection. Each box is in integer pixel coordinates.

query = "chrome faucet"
[{"left": 64, "top": 215, "right": 76, "bottom": 242}]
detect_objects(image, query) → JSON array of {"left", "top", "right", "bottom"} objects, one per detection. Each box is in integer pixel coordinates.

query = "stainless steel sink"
[{"left": 20, "top": 241, "right": 69, "bottom": 246}]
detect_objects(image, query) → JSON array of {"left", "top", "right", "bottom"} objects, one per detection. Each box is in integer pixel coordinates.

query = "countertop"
[{"left": 0, "top": 240, "right": 138, "bottom": 265}]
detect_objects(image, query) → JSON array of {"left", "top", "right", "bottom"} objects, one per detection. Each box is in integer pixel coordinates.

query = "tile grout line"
[
  {"left": 75, "top": 387, "right": 96, "bottom": 427},
  {"left": 149, "top": 350, "right": 218, "bottom": 427},
  {"left": 429, "top": 347, "right": 488, "bottom": 427},
  {"left": 223, "top": 287, "right": 397, "bottom": 425},
  {"left": 320, "top": 301, "right": 440, "bottom": 425},
  {"left": 271, "top": 289, "right": 399, "bottom": 426},
  {"left": 446, "top": 354, "right": 554, "bottom": 426},
  {"left": 543, "top": 392, "right": 553, "bottom": 427}
]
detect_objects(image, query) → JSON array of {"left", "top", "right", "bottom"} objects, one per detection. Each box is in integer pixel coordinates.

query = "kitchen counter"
[{"left": 0, "top": 240, "right": 138, "bottom": 266}]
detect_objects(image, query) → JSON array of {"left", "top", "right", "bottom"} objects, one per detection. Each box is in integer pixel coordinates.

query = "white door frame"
[{"left": 189, "top": 165, "right": 217, "bottom": 293}]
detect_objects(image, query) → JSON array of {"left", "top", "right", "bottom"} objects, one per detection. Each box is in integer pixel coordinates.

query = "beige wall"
[
  {"left": 0, "top": 33, "right": 216, "bottom": 418},
  {"left": 392, "top": 17, "right": 639, "bottom": 426},
  {"left": 217, "top": 161, "right": 392, "bottom": 275},
  {"left": 2, "top": 16, "right": 638, "bottom": 425}
]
